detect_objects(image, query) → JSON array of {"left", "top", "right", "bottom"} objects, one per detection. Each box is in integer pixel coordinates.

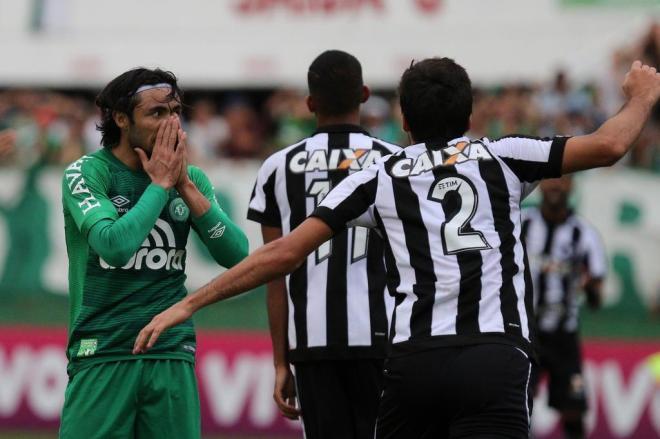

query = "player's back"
[
  {"left": 248, "top": 125, "right": 400, "bottom": 361},
  {"left": 316, "top": 134, "right": 568, "bottom": 358}
]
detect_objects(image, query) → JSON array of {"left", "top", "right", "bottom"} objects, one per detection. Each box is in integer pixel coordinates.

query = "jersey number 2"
[
  {"left": 428, "top": 175, "right": 491, "bottom": 255},
  {"left": 307, "top": 179, "right": 369, "bottom": 264}
]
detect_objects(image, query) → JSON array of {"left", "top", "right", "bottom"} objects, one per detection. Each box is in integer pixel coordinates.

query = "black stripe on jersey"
[
  {"left": 366, "top": 231, "right": 388, "bottom": 346},
  {"left": 520, "top": 216, "right": 535, "bottom": 341},
  {"left": 326, "top": 132, "right": 350, "bottom": 347},
  {"left": 478, "top": 159, "right": 523, "bottom": 337},
  {"left": 496, "top": 137, "right": 569, "bottom": 182},
  {"left": 374, "top": 207, "right": 403, "bottom": 347},
  {"left": 429, "top": 165, "right": 483, "bottom": 334},
  {"left": 385, "top": 156, "right": 436, "bottom": 339},
  {"left": 311, "top": 176, "right": 379, "bottom": 233},
  {"left": 246, "top": 169, "right": 281, "bottom": 227},
  {"left": 285, "top": 142, "right": 309, "bottom": 349}
]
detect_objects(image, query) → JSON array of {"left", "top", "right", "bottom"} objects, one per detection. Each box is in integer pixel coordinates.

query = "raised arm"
[{"left": 562, "top": 60, "right": 660, "bottom": 174}]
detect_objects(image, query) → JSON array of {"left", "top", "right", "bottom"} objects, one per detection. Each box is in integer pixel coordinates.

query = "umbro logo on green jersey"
[
  {"left": 110, "top": 195, "right": 130, "bottom": 207},
  {"left": 208, "top": 221, "right": 226, "bottom": 239},
  {"left": 100, "top": 219, "right": 185, "bottom": 271}
]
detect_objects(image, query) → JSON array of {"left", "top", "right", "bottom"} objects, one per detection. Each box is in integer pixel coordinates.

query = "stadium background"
[{"left": 0, "top": 0, "right": 659, "bottom": 437}]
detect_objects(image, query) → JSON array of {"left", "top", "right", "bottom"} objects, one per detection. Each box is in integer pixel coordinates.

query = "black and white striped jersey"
[
  {"left": 247, "top": 125, "right": 401, "bottom": 361},
  {"left": 312, "top": 135, "right": 569, "bottom": 358},
  {"left": 521, "top": 207, "right": 607, "bottom": 334}
]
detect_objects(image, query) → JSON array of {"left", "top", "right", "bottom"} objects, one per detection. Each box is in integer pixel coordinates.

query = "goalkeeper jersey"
[{"left": 62, "top": 148, "right": 221, "bottom": 375}]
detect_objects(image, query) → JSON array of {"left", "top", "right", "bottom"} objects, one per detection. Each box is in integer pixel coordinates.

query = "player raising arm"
[{"left": 135, "top": 60, "right": 659, "bottom": 439}]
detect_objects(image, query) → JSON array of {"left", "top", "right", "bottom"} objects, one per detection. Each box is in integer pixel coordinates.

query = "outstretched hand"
[{"left": 133, "top": 301, "right": 193, "bottom": 354}]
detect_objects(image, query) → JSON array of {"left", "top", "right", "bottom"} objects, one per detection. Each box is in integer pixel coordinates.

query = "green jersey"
[{"left": 62, "top": 148, "right": 246, "bottom": 376}]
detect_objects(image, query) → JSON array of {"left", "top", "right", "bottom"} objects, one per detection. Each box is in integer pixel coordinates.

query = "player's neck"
[
  {"left": 541, "top": 204, "right": 570, "bottom": 224},
  {"left": 315, "top": 110, "right": 361, "bottom": 128},
  {"left": 111, "top": 139, "right": 143, "bottom": 171}
]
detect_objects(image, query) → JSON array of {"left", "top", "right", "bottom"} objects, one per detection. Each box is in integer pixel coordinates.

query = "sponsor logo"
[
  {"left": 389, "top": 141, "right": 493, "bottom": 178},
  {"left": 100, "top": 219, "right": 185, "bottom": 271},
  {"left": 182, "top": 344, "right": 196, "bottom": 353},
  {"left": 288, "top": 148, "right": 382, "bottom": 173},
  {"left": 110, "top": 195, "right": 129, "bottom": 207},
  {"left": 208, "top": 222, "right": 226, "bottom": 239},
  {"left": 77, "top": 339, "right": 97, "bottom": 357},
  {"left": 169, "top": 197, "right": 190, "bottom": 222},
  {"left": 110, "top": 195, "right": 130, "bottom": 213},
  {"left": 64, "top": 156, "right": 101, "bottom": 215}
]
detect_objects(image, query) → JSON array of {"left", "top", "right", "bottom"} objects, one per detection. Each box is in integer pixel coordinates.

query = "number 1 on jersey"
[
  {"left": 307, "top": 179, "right": 369, "bottom": 264},
  {"left": 307, "top": 180, "right": 332, "bottom": 262},
  {"left": 428, "top": 175, "right": 491, "bottom": 255}
]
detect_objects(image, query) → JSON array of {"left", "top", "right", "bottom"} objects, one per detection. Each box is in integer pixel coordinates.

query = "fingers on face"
[{"left": 632, "top": 60, "right": 643, "bottom": 70}]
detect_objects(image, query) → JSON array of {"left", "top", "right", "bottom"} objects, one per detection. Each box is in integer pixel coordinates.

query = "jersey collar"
[{"left": 312, "top": 124, "right": 370, "bottom": 136}]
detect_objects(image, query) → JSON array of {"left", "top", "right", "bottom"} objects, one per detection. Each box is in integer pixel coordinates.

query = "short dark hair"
[
  {"left": 307, "top": 50, "right": 364, "bottom": 116},
  {"left": 398, "top": 58, "right": 472, "bottom": 144},
  {"left": 95, "top": 68, "right": 182, "bottom": 148}
]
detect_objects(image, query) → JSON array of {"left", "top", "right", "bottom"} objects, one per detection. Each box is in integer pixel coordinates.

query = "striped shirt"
[
  {"left": 248, "top": 124, "right": 400, "bottom": 361},
  {"left": 521, "top": 207, "right": 607, "bottom": 333},
  {"left": 312, "top": 135, "right": 568, "bottom": 357}
]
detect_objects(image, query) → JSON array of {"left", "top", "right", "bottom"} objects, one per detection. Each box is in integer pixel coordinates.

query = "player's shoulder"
[
  {"left": 259, "top": 138, "right": 308, "bottom": 172},
  {"left": 63, "top": 150, "right": 110, "bottom": 180},
  {"left": 365, "top": 135, "right": 402, "bottom": 154}
]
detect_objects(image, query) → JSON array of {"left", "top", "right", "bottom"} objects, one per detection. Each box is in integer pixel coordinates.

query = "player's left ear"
[
  {"left": 360, "top": 85, "right": 370, "bottom": 104},
  {"left": 306, "top": 95, "right": 316, "bottom": 114}
]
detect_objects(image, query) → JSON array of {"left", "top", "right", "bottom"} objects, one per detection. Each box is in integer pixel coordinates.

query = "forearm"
[
  {"left": 193, "top": 204, "right": 249, "bottom": 267},
  {"left": 595, "top": 96, "right": 654, "bottom": 158},
  {"left": 183, "top": 238, "right": 301, "bottom": 313},
  {"left": 88, "top": 184, "right": 168, "bottom": 266},
  {"left": 267, "top": 279, "right": 290, "bottom": 367}
]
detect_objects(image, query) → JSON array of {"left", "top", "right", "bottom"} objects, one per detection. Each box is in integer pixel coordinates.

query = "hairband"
[{"left": 135, "top": 83, "right": 172, "bottom": 94}]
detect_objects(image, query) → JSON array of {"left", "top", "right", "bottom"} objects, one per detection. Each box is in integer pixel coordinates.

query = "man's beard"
[{"left": 127, "top": 127, "right": 155, "bottom": 157}]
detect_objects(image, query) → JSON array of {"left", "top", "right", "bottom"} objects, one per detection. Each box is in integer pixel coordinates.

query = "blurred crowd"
[{"left": 1, "top": 24, "right": 659, "bottom": 171}]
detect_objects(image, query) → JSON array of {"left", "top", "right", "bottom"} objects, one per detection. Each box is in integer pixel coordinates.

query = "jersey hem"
[
  {"left": 388, "top": 333, "right": 538, "bottom": 363},
  {"left": 288, "top": 344, "right": 387, "bottom": 362},
  {"left": 67, "top": 352, "right": 195, "bottom": 377}
]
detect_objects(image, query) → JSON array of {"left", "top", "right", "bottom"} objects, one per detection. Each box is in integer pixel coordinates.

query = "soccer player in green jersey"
[{"left": 59, "top": 68, "right": 249, "bottom": 439}]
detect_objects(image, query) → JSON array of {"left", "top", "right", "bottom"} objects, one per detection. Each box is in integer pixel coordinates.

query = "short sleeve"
[
  {"left": 247, "top": 157, "right": 282, "bottom": 228},
  {"left": 311, "top": 165, "right": 379, "bottom": 233},
  {"left": 62, "top": 156, "right": 117, "bottom": 236},
  {"left": 487, "top": 135, "right": 569, "bottom": 183}
]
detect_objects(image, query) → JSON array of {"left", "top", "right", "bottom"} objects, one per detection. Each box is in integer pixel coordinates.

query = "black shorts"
[
  {"left": 376, "top": 344, "right": 532, "bottom": 439},
  {"left": 533, "top": 331, "right": 587, "bottom": 413},
  {"left": 293, "top": 358, "right": 385, "bottom": 439}
]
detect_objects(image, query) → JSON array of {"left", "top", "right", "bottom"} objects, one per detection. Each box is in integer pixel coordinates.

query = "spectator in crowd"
[{"left": 186, "top": 98, "right": 229, "bottom": 161}]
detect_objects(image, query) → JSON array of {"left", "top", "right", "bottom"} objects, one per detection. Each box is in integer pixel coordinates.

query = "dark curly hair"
[
  {"left": 307, "top": 50, "right": 364, "bottom": 117},
  {"left": 95, "top": 68, "right": 183, "bottom": 148},
  {"left": 398, "top": 58, "right": 472, "bottom": 144}
]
